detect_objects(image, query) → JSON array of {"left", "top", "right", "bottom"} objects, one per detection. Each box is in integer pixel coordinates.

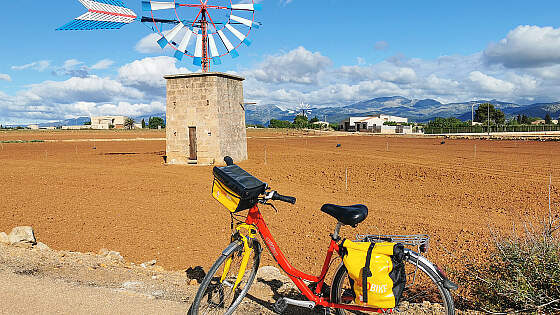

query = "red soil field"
[{"left": 1, "top": 129, "right": 558, "bottom": 276}]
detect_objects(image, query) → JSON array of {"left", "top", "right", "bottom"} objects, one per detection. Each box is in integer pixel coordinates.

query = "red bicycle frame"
[{"left": 244, "top": 204, "right": 387, "bottom": 313}]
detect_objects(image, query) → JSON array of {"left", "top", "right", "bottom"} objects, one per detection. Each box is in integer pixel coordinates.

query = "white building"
[
  {"left": 90, "top": 116, "right": 126, "bottom": 129},
  {"left": 339, "top": 114, "right": 409, "bottom": 132}
]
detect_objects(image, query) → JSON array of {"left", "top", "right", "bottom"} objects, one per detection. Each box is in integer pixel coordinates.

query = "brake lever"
[{"left": 264, "top": 201, "right": 278, "bottom": 213}]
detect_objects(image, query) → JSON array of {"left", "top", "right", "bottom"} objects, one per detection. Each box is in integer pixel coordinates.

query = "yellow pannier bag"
[
  {"left": 340, "top": 240, "right": 406, "bottom": 309},
  {"left": 212, "top": 178, "right": 242, "bottom": 213}
]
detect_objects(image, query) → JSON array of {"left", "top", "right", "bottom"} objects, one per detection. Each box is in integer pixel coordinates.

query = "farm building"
[
  {"left": 90, "top": 116, "right": 126, "bottom": 129},
  {"left": 164, "top": 72, "right": 248, "bottom": 165},
  {"left": 339, "top": 114, "right": 409, "bottom": 133}
]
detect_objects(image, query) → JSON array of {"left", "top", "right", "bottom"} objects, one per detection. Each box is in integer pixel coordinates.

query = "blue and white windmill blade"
[
  {"left": 217, "top": 30, "right": 239, "bottom": 58},
  {"left": 57, "top": 0, "right": 137, "bottom": 31},
  {"left": 231, "top": 3, "right": 262, "bottom": 11},
  {"left": 142, "top": 1, "right": 176, "bottom": 11},
  {"left": 225, "top": 24, "right": 251, "bottom": 46},
  {"left": 193, "top": 32, "right": 203, "bottom": 66},
  {"left": 208, "top": 33, "right": 222, "bottom": 65},
  {"left": 157, "top": 22, "right": 185, "bottom": 48},
  {"left": 174, "top": 30, "right": 193, "bottom": 60},
  {"left": 230, "top": 15, "right": 258, "bottom": 29}
]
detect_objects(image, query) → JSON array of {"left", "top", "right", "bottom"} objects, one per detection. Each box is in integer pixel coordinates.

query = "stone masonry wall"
[{"left": 165, "top": 73, "right": 247, "bottom": 165}]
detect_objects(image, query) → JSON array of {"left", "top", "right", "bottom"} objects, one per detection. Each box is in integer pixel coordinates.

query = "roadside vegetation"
[
  {"left": 424, "top": 103, "right": 560, "bottom": 134},
  {"left": 454, "top": 182, "right": 560, "bottom": 314}
]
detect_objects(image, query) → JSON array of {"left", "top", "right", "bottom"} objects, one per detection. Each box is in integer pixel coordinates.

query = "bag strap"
[{"left": 362, "top": 243, "right": 375, "bottom": 304}]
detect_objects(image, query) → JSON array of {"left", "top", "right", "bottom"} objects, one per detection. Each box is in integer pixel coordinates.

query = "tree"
[
  {"left": 148, "top": 117, "right": 165, "bottom": 129},
  {"left": 521, "top": 114, "right": 530, "bottom": 125},
  {"left": 309, "top": 116, "right": 319, "bottom": 124},
  {"left": 545, "top": 113, "right": 552, "bottom": 125},
  {"left": 269, "top": 119, "right": 292, "bottom": 128},
  {"left": 83, "top": 120, "right": 91, "bottom": 125},
  {"left": 474, "top": 103, "right": 505, "bottom": 125},
  {"left": 426, "top": 117, "right": 470, "bottom": 129},
  {"left": 141, "top": 118, "right": 146, "bottom": 129},
  {"left": 124, "top": 117, "right": 135, "bottom": 129},
  {"left": 516, "top": 115, "right": 522, "bottom": 124},
  {"left": 293, "top": 115, "right": 309, "bottom": 129}
]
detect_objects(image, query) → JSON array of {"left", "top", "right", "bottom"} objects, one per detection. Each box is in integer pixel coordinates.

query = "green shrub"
[{"left": 456, "top": 219, "right": 560, "bottom": 313}]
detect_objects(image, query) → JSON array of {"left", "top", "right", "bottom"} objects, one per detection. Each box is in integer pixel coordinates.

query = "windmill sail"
[{"left": 57, "top": 0, "right": 137, "bottom": 31}]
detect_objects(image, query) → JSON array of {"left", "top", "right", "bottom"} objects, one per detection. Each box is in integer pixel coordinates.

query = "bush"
[{"left": 457, "top": 218, "right": 560, "bottom": 313}]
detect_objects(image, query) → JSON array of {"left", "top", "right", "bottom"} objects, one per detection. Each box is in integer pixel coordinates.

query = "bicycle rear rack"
[{"left": 355, "top": 234, "right": 430, "bottom": 254}]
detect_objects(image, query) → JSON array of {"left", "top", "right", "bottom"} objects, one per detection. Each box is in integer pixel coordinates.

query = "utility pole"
[{"left": 487, "top": 104, "right": 490, "bottom": 136}]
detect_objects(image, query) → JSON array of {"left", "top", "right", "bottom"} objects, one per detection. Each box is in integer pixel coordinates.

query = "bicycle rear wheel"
[
  {"left": 189, "top": 240, "right": 260, "bottom": 315},
  {"left": 330, "top": 253, "right": 455, "bottom": 315}
]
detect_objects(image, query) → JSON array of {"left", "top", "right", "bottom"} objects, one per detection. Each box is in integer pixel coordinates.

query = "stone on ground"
[
  {"left": 8, "top": 226, "right": 36, "bottom": 245},
  {"left": 0, "top": 232, "right": 8, "bottom": 244},
  {"left": 35, "top": 242, "right": 50, "bottom": 251}
]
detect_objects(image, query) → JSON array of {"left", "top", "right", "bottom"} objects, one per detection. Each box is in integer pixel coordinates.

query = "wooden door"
[{"left": 189, "top": 127, "right": 197, "bottom": 160}]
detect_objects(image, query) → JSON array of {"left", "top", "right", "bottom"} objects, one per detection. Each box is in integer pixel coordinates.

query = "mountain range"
[
  {"left": 8, "top": 97, "right": 560, "bottom": 127},
  {"left": 246, "top": 97, "right": 560, "bottom": 125}
]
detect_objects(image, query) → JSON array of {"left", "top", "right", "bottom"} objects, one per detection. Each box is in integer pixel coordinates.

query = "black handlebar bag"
[{"left": 212, "top": 165, "right": 266, "bottom": 213}]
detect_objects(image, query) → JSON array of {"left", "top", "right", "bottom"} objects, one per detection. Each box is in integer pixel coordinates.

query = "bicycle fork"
[{"left": 220, "top": 223, "right": 258, "bottom": 291}]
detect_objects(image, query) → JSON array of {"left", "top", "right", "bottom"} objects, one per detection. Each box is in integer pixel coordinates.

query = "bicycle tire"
[
  {"left": 189, "top": 240, "right": 261, "bottom": 315},
  {"left": 330, "top": 253, "right": 455, "bottom": 315}
]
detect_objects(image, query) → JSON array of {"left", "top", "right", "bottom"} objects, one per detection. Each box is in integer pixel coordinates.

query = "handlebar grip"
[
  {"left": 272, "top": 191, "right": 296, "bottom": 204},
  {"left": 224, "top": 156, "right": 234, "bottom": 166}
]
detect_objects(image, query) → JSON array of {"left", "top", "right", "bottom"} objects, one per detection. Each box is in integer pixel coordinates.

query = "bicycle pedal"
[{"left": 273, "top": 298, "right": 287, "bottom": 314}]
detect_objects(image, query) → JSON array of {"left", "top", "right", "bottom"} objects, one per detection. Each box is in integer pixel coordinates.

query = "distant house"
[
  {"left": 339, "top": 114, "right": 409, "bottom": 133},
  {"left": 27, "top": 124, "right": 39, "bottom": 130},
  {"left": 532, "top": 119, "right": 558, "bottom": 125},
  {"left": 90, "top": 116, "right": 126, "bottom": 129}
]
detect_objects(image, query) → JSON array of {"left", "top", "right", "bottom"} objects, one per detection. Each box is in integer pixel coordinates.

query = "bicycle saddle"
[{"left": 320, "top": 204, "right": 368, "bottom": 227}]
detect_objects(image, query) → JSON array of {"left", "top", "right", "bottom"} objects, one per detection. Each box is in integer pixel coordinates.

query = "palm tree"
[{"left": 124, "top": 117, "right": 135, "bottom": 129}]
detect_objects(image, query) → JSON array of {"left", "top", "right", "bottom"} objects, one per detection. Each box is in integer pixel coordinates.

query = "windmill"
[
  {"left": 57, "top": 0, "right": 262, "bottom": 72},
  {"left": 296, "top": 102, "right": 312, "bottom": 118}
]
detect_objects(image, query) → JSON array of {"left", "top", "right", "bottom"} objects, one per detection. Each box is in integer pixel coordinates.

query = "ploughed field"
[{"left": 1, "top": 129, "right": 558, "bottom": 275}]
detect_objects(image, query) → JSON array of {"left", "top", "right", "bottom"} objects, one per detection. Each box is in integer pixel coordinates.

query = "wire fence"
[{"left": 424, "top": 125, "right": 560, "bottom": 134}]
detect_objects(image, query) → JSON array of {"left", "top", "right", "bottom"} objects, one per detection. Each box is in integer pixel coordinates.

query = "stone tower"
[{"left": 164, "top": 72, "right": 248, "bottom": 165}]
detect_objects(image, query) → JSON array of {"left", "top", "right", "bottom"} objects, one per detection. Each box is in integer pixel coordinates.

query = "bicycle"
[{"left": 190, "top": 157, "right": 458, "bottom": 315}]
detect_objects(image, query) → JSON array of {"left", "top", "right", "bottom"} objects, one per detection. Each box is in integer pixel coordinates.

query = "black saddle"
[{"left": 320, "top": 204, "right": 368, "bottom": 227}]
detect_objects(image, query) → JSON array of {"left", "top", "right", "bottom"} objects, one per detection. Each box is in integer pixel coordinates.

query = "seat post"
[{"left": 331, "top": 222, "right": 343, "bottom": 241}]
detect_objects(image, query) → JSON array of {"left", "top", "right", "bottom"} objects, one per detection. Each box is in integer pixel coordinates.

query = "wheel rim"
[{"left": 196, "top": 246, "right": 257, "bottom": 315}]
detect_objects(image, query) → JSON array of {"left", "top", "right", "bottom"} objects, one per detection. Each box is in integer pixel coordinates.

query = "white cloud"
[
  {"left": 250, "top": 46, "right": 331, "bottom": 84},
  {"left": 91, "top": 59, "right": 115, "bottom": 70},
  {"left": 11, "top": 60, "right": 50, "bottom": 71},
  {"left": 135, "top": 33, "right": 165, "bottom": 54},
  {"left": 0, "top": 74, "right": 11, "bottom": 82},
  {"left": 468, "top": 71, "right": 515, "bottom": 94},
  {"left": 52, "top": 59, "right": 89, "bottom": 78},
  {"left": 118, "top": 56, "right": 189, "bottom": 88},
  {"left": 484, "top": 25, "right": 560, "bottom": 68}
]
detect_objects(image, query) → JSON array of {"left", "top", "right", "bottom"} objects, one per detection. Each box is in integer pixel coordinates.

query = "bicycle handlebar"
[
  {"left": 271, "top": 191, "right": 296, "bottom": 204},
  {"left": 224, "top": 156, "right": 296, "bottom": 205}
]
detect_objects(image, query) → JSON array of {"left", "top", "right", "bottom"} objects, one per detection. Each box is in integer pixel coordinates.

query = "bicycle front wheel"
[
  {"left": 189, "top": 240, "right": 261, "bottom": 315},
  {"left": 330, "top": 252, "right": 455, "bottom": 315}
]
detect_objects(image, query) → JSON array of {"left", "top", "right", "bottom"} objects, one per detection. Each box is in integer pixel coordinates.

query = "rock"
[
  {"left": 186, "top": 266, "right": 206, "bottom": 283},
  {"left": 35, "top": 242, "right": 50, "bottom": 251},
  {"left": 122, "top": 281, "right": 143, "bottom": 290},
  {"left": 9, "top": 226, "right": 36, "bottom": 245},
  {"left": 99, "top": 248, "right": 124, "bottom": 261},
  {"left": 140, "top": 259, "right": 157, "bottom": 268},
  {"left": 0, "top": 232, "right": 8, "bottom": 244},
  {"left": 256, "top": 266, "right": 287, "bottom": 282},
  {"left": 151, "top": 290, "right": 164, "bottom": 299}
]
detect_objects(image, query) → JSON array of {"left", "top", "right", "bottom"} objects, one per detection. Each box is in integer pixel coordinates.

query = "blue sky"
[{"left": 2, "top": 0, "right": 560, "bottom": 124}]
